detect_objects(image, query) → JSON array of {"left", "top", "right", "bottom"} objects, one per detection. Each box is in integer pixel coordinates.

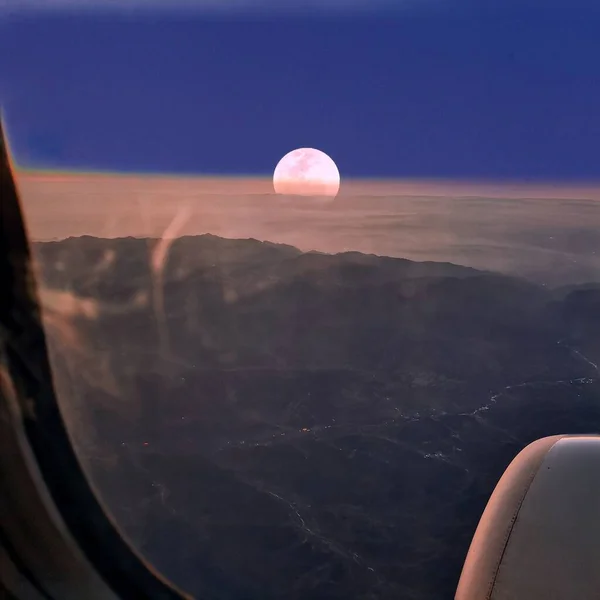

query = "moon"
[{"left": 273, "top": 148, "right": 340, "bottom": 197}]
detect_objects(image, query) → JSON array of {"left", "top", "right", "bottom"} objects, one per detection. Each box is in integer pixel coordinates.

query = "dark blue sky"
[{"left": 1, "top": 2, "right": 600, "bottom": 180}]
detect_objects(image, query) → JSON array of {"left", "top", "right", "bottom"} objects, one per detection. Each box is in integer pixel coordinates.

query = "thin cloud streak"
[{"left": 0, "top": 0, "right": 424, "bottom": 15}]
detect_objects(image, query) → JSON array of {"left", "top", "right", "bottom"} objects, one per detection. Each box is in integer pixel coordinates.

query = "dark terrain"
[{"left": 32, "top": 235, "right": 600, "bottom": 600}]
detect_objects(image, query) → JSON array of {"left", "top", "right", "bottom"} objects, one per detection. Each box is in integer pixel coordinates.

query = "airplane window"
[{"left": 2, "top": 3, "right": 600, "bottom": 599}]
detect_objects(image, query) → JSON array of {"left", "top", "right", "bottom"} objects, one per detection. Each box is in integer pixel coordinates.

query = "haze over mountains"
[
  {"left": 33, "top": 232, "right": 600, "bottom": 600},
  {"left": 18, "top": 172, "right": 600, "bottom": 286}
]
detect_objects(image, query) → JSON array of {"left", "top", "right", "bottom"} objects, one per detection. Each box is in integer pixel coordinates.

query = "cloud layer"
[
  {"left": 0, "top": 0, "right": 416, "bottom": 14},
  {"left": 2, "top": 0, "right": 598, "bottom": 19}
]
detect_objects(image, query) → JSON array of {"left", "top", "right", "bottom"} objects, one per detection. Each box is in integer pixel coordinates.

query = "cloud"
[
  {"left": 0, "top": 0, "right": 416, "bottom": 14},
  {"left": 2, "top": 0, "right": 598, "bottom": 19}
]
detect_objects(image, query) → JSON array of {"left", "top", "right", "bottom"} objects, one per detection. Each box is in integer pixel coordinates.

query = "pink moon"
[{"left": 273, "top": 148, "right": 340, "bottom": 197}]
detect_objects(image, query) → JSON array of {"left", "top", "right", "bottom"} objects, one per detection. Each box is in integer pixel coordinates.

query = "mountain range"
[{"left": 32, "top": 234, "right": 600, "bottom": 600}]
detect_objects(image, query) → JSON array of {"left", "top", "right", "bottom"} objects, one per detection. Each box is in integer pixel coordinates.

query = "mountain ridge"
[{"left": 31, "top": 233, "right": 600, "bottom": 600}]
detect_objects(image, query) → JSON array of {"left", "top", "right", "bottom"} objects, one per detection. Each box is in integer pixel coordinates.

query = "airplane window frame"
[{"left": 0, "top": 119, "right": 190, "bottom": 600}]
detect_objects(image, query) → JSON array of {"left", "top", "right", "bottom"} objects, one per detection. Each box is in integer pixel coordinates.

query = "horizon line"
[
  {"left": 15, "top": 167, "right": 600, "bottom": 200},
  {"left": 16, "top": 165, "right": 600, "bottom": 186}
]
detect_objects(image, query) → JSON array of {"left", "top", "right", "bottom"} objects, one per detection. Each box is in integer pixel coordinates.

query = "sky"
[{"left": 1, "top": 1, "right": 600, "bottom": 180}]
